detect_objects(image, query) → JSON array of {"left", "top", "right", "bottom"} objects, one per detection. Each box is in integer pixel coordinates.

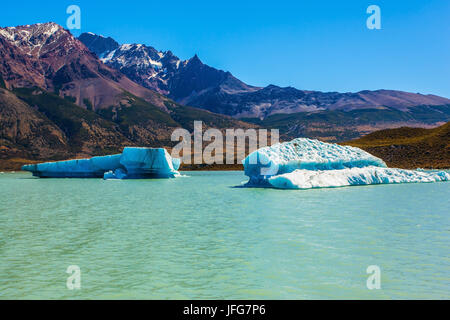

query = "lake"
[{"left": 0, "top": 171, "right": 449, "bottom": 299}]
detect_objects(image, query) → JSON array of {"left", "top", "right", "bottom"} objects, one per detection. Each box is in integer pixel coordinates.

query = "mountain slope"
[
  {"left": 5, "top": 87, "right": 132, "bottom": 157},
  {"left": 0, "top": 88, "right": 68, "bottom": 160},
  {"left": 187, "top": 85, "right": 450, "bottom": 118},
  {"left": 342, "top": 122, "right": 450, "bottom": 169}
]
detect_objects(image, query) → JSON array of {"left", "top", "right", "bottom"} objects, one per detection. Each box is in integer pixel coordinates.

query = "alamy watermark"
[
  {"left": 66, "top": 5, "right": 81, "bottom": 30},
  {"left": 366, "top": 265, "right": 381, "bottom": 290},
  {"left": 171, "top": 121, "right": 279, "bottom": 166},
  {"left": 366, "top": 5, "right": 381, "bottom": 30},
  {"left": 66, "top": 265, "right": 81, "bottom": 290}
]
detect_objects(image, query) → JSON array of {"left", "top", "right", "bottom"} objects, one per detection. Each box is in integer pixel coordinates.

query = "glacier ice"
[
  {"left": 242, "top": 138, "right": 449, "bottom": 189},
  {"left": 21, "top": 155, "right": 121, "bottom": 178},
  {"left": 243, "top": 138, "right": 386, "bottom": 183},
  {"left": 268, "top": 166, "right": 450, "bottom": 189},
  {"left": 22, "top": 147, "right": 180, "bottom": 179},
  {"left": 105, "top": 147, "right": 180, "bottom": 179}
]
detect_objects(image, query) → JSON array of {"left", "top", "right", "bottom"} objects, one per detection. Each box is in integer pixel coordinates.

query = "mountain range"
[
  {"left": 0, "top": 22, "right": 449, "bottom": 168},
  {"left": 79, "top": 32, "right": 450, "bottom": 119}
]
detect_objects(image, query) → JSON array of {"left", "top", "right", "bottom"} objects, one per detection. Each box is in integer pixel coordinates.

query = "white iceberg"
[
  {"left": 242, "top": 138, "right": 449, "bottom": 189},
  {"left": 22, "top": 147, "right": 180, "bottom": 179},
  {"left": 268, "top": 166, "right": 450, "bottom": 189}
]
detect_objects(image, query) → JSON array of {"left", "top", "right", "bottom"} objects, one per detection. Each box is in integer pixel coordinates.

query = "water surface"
[{"left": 0, "top": 171, "right": 449, "bottom": 299}]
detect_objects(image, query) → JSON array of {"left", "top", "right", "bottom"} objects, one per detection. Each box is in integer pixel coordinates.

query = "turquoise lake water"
[{"left": 0, "top": 171, "right": 449, "bottom": 299}]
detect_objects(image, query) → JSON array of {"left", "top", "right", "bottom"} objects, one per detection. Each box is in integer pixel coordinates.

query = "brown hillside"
[{"left": 342, "top": 122, "right": 450, "bottom": 169}]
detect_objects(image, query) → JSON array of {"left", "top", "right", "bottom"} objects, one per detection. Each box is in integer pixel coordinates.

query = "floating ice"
[
  {"left": 103, "top": 168, "right": 128, "bottom": 180},
  {"left": 243, "top": 138, "right": 386, "bottom": 181},
  {"left": 105, "top": 148, "right": 180, "bottom": 179},
  {"left": 22, "top": 147, "right": 180, "bottom": 179},
  {"left": 21, "top": 155, "right": 121, "bottom": 178},
  {"left": 242, "top": 138, "right": 449, "bottom": 189},
  {"left": 268, "top": 166, "right": 450, "bottom": 189}
]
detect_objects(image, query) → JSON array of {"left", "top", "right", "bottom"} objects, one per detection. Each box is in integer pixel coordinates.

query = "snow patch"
[
  {"left": 101, "top": 49, "right": 117, "bottom": 62},
  {"left": 0, "top": 29, "right": 15, "bottom": 41},
  {"left": 121, "top": 44, "right": 132, "bottom": 51}
]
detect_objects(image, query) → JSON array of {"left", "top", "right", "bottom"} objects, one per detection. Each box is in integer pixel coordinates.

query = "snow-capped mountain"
[
  {"left": 78, "top": 32, "right": 258, "bottom": 105},
  {"left": 0, "top": 23, "right": 168, "bottom": 110},
  {"left": 0, "top": 22, "right": 84, "bottom": 89},
  {"left": 100, "top": 43, "right": 184, "bottom": 95},
  {"left": 80, "top": 32, "right": 450, "bottom": 120}
]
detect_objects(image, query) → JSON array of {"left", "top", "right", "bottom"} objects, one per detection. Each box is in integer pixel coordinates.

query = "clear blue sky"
[{"left": 1, "top": 0, "right": 449, "bottom": 97}]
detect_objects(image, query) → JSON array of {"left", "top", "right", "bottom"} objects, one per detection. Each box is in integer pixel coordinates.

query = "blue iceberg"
[
  {"left": 22, "top": 147, "right": 180, "bottom": 179},
  {"left": 242, "top": 138, "right": 449, "bottom": 189},
  {"left": 103, "top": 148, "right": 180, "bottom": 179}
]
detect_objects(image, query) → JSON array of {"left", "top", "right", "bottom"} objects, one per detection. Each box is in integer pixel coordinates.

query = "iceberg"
[
  {"left": 268, "top": 166, "right": 450, "bottom": 189},
  {"left": 22, "top": 147, "right": 180, "bottom": 179},
  {"left": 104, "top": 148, "right": 180, "bottom": 179},
  {"left": 21, "top": 155, "right": 121, "bottom": 178},
  {"left": 242, "top": 138, "right": 449, "bottom": 189}
]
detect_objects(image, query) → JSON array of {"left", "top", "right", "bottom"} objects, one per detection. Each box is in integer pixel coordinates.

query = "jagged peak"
[
  {"left": 0, "top": 22, "right": 77, "bottom": 57},
  {"left": 188, "top": 54, "right": 202, "bottom": 64},
  {"left": 117, "top": 43, "right": 157, "bottom": 53},
  {"left": 0, "top": 22, "right": 65, "bottom": 35},
  {"left": 83, "top": 32, "right": 104, "bottom": 38},
  {"left": 0, "top": 22, "right": 70, "bottom": 43},
  {"left": 80, "top": 32, "right": 114, "bottom": 40}
]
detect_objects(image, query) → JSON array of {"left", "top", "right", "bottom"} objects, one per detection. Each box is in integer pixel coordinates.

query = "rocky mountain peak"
[
  {"left": 188, "top": 54, "right": 202, "bottom": 65},
  {"left": 78, "top": 32, "right": 255, "bottom": 101},
  {"left": 0, "top": 22, "right": 83, "bottom": 58},
  {"left": 0, "top": 23, "right": 171, "bottom": 112},
  {"left": 78, "top": 32, "right": 119, "bottom": 57}
]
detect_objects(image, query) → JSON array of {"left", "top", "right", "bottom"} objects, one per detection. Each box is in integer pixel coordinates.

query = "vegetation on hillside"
[
  {"left": 1, "top": 86, "right": 260, "bottom": 170},
  {"left": 343, "top": 122, "right": 450, "bottom": 169},
  {"left": 13, "top": 87, "right": 124, "bottom": 154}
]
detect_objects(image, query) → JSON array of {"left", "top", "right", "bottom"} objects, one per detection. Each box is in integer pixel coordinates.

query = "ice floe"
[
  {"left": 22, "top": 147, "right": 180, "bottom": 179},
  {"left": 242, "top": 138, "right": 449, "bottom": 189},
  {"left": 268, "top": 166, "right": 450, "bottom": 189}
]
